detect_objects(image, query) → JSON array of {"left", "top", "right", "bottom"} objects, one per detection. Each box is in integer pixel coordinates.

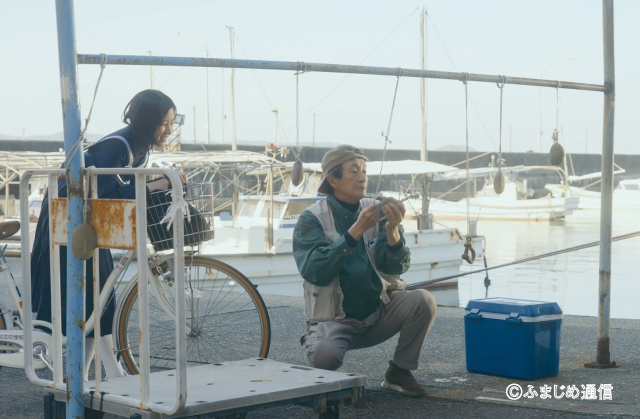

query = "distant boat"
[{"left": 545, "top": 169, "right": 638, "bottom": 211}]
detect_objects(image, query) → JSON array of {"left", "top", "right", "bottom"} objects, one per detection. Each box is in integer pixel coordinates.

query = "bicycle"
[{"left": 0, "top": 179, "right": 271, "bottom": 376}]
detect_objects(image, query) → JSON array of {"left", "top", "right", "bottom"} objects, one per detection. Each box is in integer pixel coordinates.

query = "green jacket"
[{"left": 293, "top": 194, "right": 411, "bottom": 320}]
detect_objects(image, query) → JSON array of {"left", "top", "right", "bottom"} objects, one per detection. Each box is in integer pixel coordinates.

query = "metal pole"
[
  {"left": 193, "top": 106, "right": 196, "bottom": 142},
  {"left": 55, "top": 0, "right": 85, "bottom": 417},
  {"left": 587, "top": 0, "right": 617, "bottom": 369},
  {"left": 419, "top": 5, "right": 426, "bottom": 162},
  {"left": 79, "top": 54, "right": 606, "bottom": 92},
  {"left": 586, "top": 129, "right": 588, "bottom": 154},
  {"left": 227, "top": 26, "right": 237, "bottom": 151}
]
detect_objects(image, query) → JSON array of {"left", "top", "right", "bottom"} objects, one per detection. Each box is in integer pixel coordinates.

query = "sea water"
[{"left": 433, "top": 209, "right": 640, "bottom": 319}]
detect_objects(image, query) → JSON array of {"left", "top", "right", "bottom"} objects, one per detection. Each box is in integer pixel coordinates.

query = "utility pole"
[
  {"left": 419, "top": 5, "right": 427, "bottom": 162},
  {"left": 193, "top": 106, "right": 196, "bottom": 142},
  {"left": 148, "top": 51, "right": 153, "bottom": 88},
  {"left": 313, "top": 113, "right": 316, "bottom": 147},
  {"left": 227, "top": 26, "right": 237, "bottom": 151}
]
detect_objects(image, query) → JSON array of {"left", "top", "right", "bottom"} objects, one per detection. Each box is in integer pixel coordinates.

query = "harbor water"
[{"left": 431, "top": 209, "right": 640, "bottom": 320}]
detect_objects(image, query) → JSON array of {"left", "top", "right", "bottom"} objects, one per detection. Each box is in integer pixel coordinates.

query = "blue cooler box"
[{"left": 464, "top": 298, "right": 562, "bottom": 380}]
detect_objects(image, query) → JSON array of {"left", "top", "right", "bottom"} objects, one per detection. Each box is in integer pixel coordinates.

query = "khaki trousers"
[{"left": 301, "top": 289, "right": 437, "bottom": 371}]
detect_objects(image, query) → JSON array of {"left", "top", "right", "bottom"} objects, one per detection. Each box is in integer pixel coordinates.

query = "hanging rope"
[
  {"left": 374, "top": 68, "right": 403, "bottom": 196},
  {"left": 406, "top": 229, "right": 640, "bottom": 289},
  {"left": 462, "top": 73, "right": 471, "bottom": 237},
  {"left": 290, "top": 62, "right": 307, "bottom": 187},
  {"left": 496, "top": 75, "right": 506, "bottom": 167},
  {"left": 63, "top": 53, "right": 108, "bottom": 171},
  {"left": 550, "top": 81, "right": 565, "bottom": 166},
  {"left": 460, "top": 73, "right": 475, "bottom": 264}
]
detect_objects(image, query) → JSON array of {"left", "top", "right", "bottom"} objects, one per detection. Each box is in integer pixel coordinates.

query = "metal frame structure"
[
  {"left": 20, "top": 167, "right": 187, "bottom": 415},
  {"left": 52, "top": 0, "right": 616, "bottom": 417}
]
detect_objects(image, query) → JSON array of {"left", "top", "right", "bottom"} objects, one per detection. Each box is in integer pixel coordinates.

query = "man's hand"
[
  {"left": 348, "top": 204, "right": 380, "bottom": 241},
  {"left": 383, "top": 202, "right": 405, "bottom": 247}
]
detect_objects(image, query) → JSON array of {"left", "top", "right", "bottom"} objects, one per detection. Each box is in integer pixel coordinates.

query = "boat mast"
[
  {"left": 419, "top": 5, "right": 431, "bottom": 227},
  {"left": 419, "top": 5, "right": 427, "bottom": 162},
  {"left": 227, "top": 26, "right": 237, "bottom": 151}
]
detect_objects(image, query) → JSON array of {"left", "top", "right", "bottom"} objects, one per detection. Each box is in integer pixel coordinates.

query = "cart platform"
[{"left": 45, "top": 358, "right": 367, "bottom": 418}]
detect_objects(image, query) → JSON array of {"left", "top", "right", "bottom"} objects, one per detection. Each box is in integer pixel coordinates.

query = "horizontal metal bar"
[{"left": 78, "top": 54, "right": 607, "bottom": 93}]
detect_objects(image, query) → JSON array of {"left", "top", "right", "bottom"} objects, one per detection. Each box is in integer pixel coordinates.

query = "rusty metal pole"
[
  {"left": 55, "top": 0, "right": 86, "bottom": 415},
  {"left": 586, "top": 0, "right": 617, "bottom": 369}
]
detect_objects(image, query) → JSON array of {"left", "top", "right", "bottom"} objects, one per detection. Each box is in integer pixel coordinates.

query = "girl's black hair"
[{"left": 122, "top": 90, "right": 176, "bottom": 154}]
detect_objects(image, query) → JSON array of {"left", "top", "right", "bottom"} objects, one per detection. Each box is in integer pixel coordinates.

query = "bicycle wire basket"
[{"left": 146, "top": 182, "right": 215, "bottom": 251}]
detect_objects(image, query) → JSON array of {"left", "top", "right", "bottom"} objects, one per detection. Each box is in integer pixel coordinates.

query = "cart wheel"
[
  {"left": 217, "top": 414, "right": 247, "bottom": 419},
  {"left": 319, "top": 405, "right": 339, "bottom": 419}
]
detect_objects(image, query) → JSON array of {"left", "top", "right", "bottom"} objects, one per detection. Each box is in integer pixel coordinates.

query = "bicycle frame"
[{"left": 17, "top": 167, "right": 188, "bottom": 416}]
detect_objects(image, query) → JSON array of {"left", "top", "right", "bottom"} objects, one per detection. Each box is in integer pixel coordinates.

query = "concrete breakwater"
[{"left": 2, "top": 139, "right": 637, "bottom": 199}]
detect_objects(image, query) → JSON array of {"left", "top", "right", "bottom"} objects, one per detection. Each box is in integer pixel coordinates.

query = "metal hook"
[
  {"left": 100, "top": 53, "right": 107, "bottom": 69},
  {"left": 462, "top": 236, "right": 476, "bottom": 264},
  {"left": 461, "top": 72, "right": 470, "bottom": 84},
  {"left": 397, "top": 67, "right": 403, "bottom": 78}
]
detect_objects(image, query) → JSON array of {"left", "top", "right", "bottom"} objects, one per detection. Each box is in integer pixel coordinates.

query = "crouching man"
[{"left": 293, "top": 145, "right": 437, "bottom": 397}]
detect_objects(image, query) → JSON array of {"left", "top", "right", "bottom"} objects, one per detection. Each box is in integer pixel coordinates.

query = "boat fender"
[
  {"left": 550, "top": 142, "right": 565, "bottom": 166},
  {"left": 493, "top": 170, "right": 505, "bottom": 194},
  {"left": 291, "top": 159, "right": 304, "bottom": 187}
]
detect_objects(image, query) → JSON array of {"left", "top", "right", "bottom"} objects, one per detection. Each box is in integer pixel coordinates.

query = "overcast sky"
[{"left": 2, "top": 0, "right": 639, "bottom": 156}]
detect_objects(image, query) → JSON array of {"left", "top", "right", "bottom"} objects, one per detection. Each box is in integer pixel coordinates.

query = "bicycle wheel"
[{"left": 114, "top": 256, "right": 270, "bottom": 374}]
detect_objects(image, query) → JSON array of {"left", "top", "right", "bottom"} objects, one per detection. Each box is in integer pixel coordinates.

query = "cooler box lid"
[{"left": 465, "top": 297, "right": 562, "bottom": 321}]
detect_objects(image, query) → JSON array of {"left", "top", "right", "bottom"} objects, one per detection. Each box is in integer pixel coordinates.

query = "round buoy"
[
  {"left": 550, "top": 142, "right": 565, "bottom": 166},
  {"left": 71, "top": 223, "right": 98, "bottom": 260},
  {"left": 291, "top": 159, "right": 304, "bottom": 186},
  {"left": 379, "top": 196, "right": 406, "bottom": 218},
  {"left": 493, "top": 170, "right": 505, "bottom": 194}
]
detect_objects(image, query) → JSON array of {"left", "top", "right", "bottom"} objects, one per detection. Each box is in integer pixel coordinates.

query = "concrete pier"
[{"left": 1, "top": 293, "right": 638, "bottom": 418}]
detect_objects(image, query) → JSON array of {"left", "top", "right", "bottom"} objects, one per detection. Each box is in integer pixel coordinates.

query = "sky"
[{"left": 2, "top": 0, "right": 639, "bottom": 156}]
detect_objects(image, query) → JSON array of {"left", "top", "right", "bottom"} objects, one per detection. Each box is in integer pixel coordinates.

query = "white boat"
[
  {"left": 370, "top": 163, "right": 580, "bottom": 222},
  {"left": 545, "top": 169, "right": 640, "bottom": 211},
  {"left": 200, "top": 193, "right": 485, "bottom": 297},
  {"left": 427, "top": 178, "right": 579, "bottom": 222}
]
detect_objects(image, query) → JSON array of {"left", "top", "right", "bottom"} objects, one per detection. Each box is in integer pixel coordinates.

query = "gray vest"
[{"left": 302, "top": 197, "right": 406, "bottom": 321}]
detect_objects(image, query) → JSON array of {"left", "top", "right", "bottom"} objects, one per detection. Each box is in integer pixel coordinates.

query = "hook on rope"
[
  {"left": 462, "top": 236, "right": 476, "bottom": 264},
  {"left": 461, "top": 72, "right": 470, "bottom": 85},
  {"left": 396, "top": 67, "right": 404, "bottom": 78}
]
